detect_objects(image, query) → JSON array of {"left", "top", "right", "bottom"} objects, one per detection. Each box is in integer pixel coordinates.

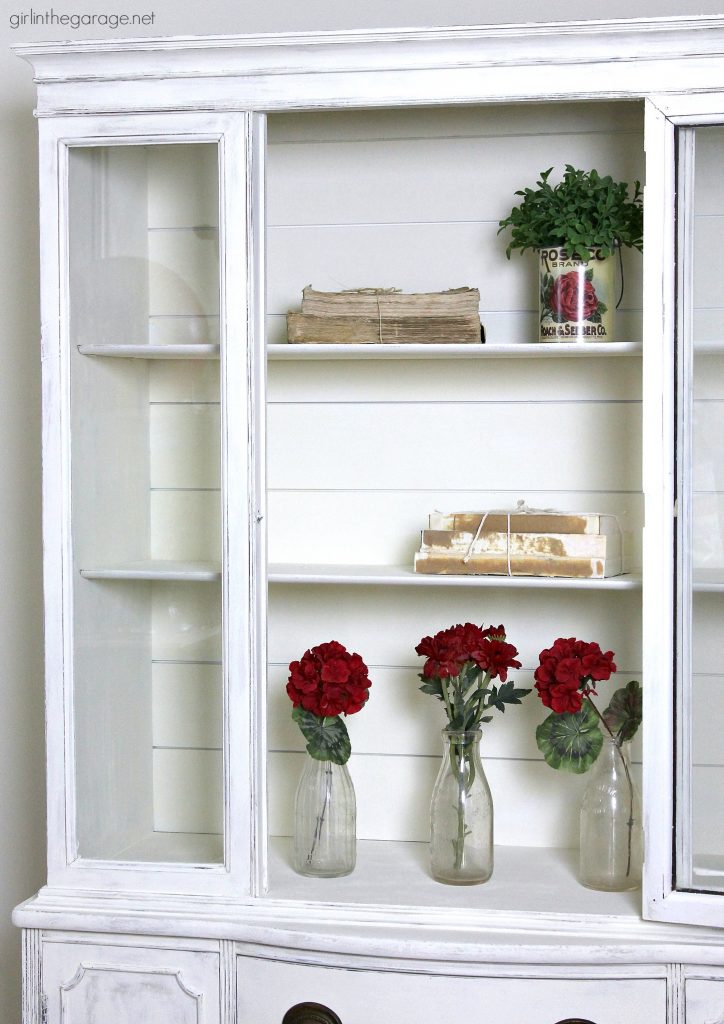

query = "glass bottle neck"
[{"left": 596, "top": 733, "right": 632, "bottom": 769}]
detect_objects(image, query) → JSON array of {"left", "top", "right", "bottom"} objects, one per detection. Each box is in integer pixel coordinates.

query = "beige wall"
[{"left": 1, "top": 0, "right": 722, "bottom": 1018}]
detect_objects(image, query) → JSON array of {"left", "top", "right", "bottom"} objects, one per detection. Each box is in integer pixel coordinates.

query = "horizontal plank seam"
[
  {"left": 266, "top": 486, "right": 643, "bottom": 493},
  {"left": 267, "top": 127, "right": 644, "bottom": 147},
  {"left": 267, "top": 398, "right": 642, "bottom": 406}
]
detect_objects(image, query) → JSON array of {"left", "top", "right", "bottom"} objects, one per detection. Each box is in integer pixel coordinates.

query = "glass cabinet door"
[
  {"left": 676, "top": 123, "right": 724, "bottom": 898},
  {"left": 643, "top": 97, "right": 724, "bottom": 929},
  {"left": 643, "top": 98, "right": 724, "bottom": 928},
  {"left": 67, "top": 141, "right": 224, "bottom": 866}
]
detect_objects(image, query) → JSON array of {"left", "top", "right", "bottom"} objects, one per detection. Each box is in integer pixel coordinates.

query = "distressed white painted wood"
[
  {"left": 22, "top": 930, "right": 42, "bottom": 1024},
  {"left": 32, "top": 109, "right": 258, "bottom": 896},
  {"left": 42, "top": 937, "right": 222, "bottom": 1024},
  {"left": 643, "top": 93, "right": 724, "bottom": 931},
  {"left": 237, "top": 954, "right": 667, "bottom": 1024},
  {"left": 14, "top": 17, "right": 724, "bottom": 1024},
  {"left": 685, "top": 968, "right": 724, "bottom": 1024}
]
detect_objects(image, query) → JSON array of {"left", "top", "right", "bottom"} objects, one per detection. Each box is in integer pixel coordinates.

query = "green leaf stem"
[
  {"left": 603, "top": 680, "right": 643, "bottom": 743},
  {"left": 419, "top": 669, "right": 530, "bottom": 733},
  {"left": 292, "top": 707, "right": 352, "bottom": 765},
  {"left": 536, "top": 702, "right": 603, "bottom": 773}
]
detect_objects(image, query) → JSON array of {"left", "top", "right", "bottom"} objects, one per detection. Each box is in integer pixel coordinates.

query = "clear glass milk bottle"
[
  {"left": 579, "top": 734, "right": 643, "bottom": 891},
  {"left": 430, "top": 729, "right": 493, "bottom": 885},
  {"left": 293, "top": 756, "right": 356, "bottom": 878}
]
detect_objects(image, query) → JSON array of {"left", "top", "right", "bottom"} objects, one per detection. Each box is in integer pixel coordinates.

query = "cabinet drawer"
[
  {"left": 42, "top": 937, "right": 222, "bottom": 1024},
  {"left": 237, "top": 956, "right": 665, "bottom": 1024}
]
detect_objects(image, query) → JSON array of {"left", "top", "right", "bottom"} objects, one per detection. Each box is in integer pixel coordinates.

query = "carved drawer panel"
[{"left": 42, "top": 938, "right": 222, "bottom": 1024}]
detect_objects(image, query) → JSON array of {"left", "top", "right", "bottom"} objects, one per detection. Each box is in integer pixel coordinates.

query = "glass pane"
[
  {"left": 677, "top": 125, "right": 724, "bottom": 892},
  {"left": 67, "top": 143, "right": 223, "bottom": 865}
]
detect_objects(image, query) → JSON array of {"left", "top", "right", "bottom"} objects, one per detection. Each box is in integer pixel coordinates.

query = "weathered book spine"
[
  {"left": 427, "top": 511, "right": 620, "bottom": 535},
  {"left": 419, "top": 529, "right": 619, "bottom": 559},
  {"left": 413, "top": 551, "right": 622, "bottom": 578},
  {"left": 286, "top": 312, "right": 482, "bottom": 345}
]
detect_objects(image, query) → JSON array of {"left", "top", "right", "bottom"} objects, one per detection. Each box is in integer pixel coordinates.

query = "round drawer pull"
[
  {"left": 553, "top": 1019, "right": 599, "bottom": 1024},
  {"left": 282, "top": 1002, "right": 343, "bottom": 1024}
]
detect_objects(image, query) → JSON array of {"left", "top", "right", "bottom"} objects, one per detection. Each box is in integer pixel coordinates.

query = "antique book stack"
[
  {"left": 286, "top": 286, "right": 483, "bottom": 344},
  {"left": 413, "top": 509, "right": 624, "bottom": 579}
]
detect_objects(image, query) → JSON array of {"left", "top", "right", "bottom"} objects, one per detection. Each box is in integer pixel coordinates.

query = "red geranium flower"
[
  {"left": 287, "top": 640, "right": 371, "bottom": 718},
  {"left": 534, "top": 637, "right": 616, "bottom": 714}
]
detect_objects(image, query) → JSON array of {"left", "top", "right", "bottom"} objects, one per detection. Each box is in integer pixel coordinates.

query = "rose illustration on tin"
[
  {"left": 541, "top": 266, "right": 608, "bottom": 325},
  {"left": 550, "top": 271, "right": 598, "bottom": 320}
]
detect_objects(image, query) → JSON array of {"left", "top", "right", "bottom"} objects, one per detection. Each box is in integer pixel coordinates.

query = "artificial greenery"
[
  {"left": 535, "top": 700, "right": 603, "bottom": 774},
  {"left": 419, "top": 668, "right": 530, "bottom": 732},
  {"left": 536, "top": 680, "right": 642, "bottom": 775},
  {"left": 602, "top": 679, "right": 643, "bottom": 744},
  {"left": 498, "top": 165, "right": 644, "bottom": 261},
  {"left": 292, "top": 706, "right": 352, "bottom": 765}
]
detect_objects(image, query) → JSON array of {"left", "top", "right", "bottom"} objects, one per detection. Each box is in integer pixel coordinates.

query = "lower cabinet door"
[
  {"left": 685, "top": 972, "right": 724, "bottom": 1023},
  {"left": 42, "top": 937, "right": 222, "bottom": 1024},
  {"left": 237, "top": 956, "right": 666, "bottom": 1024}
]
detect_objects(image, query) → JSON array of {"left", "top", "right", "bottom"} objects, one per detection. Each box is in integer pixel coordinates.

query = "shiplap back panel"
[
  {"left": 89, "top": 110, "right": 652, "bottom": 850},
  {"left": 145, "top": 144, "right": 223, "bottom": 841},
  {"left": 266, "top": 102, "right": 644, "bottom": 346},
  {"left": 147, "top": 143, "right": 219, "bottom": 345},
  {"left": 262, "top": 102, "right": 646, "bottom": 848}
]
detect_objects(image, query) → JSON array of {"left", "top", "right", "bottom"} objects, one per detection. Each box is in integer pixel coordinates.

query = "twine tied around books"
[
  {"left": 333, "top": 288, "right": 402, "bottom": 343},
  {"left": 460, "top": 499, "right": 624, "bottom": 575}
]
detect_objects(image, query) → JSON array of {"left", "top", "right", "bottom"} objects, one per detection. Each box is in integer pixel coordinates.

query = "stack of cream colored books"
[
  {"left": 286, "top": 286, "right": 483, "bottom": 344},
  {"left": 413, "top": 510, "right": 624, "bottom": 579}
]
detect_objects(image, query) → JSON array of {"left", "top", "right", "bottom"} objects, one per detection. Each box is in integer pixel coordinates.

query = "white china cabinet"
[{"left": 13, "top": 17, "right": 724, "bottom": 1023}]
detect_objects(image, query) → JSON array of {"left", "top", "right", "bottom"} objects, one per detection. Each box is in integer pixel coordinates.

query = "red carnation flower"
[
  {"left": 473, "top": 637, "right": 522, "bottom": 682},
  {"left": 415, "top": 622, "right": 528, "bottom": 732}
]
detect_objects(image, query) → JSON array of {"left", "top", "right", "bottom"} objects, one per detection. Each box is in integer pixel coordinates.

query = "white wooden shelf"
[
  {"left": 694, "top": 340, "right": 724, "bottom": 354},
  {"left": 693, "top": 569, "right": 724, "bottom": 592},
  {"left": 268, "top": 562, "right": 642, "bottom": 589},
  {"left": 80, "top": 561, "right": 221, "bottom": 582},
  {"left": 267, "top": 342, "right": 643, "bottom": 360},
  {"left": 693, "top": 855, "right": 724, "bottom": 891},
  {"left": 100, "top": 831, "right": 224, "bottom": 865},
  {"left": 266, "top": 838, "right": 641, "bottom": 921},
  {"left": 78, "top": 344, "right": 220, "bottom": 359},
  {"left": 76, "top": 342, "right": 644, "bottom": 361}
]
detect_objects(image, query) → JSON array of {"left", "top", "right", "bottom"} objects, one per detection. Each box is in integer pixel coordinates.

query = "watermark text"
[{"left": 10, "top": 8, "right": 156, "bottom": 29}]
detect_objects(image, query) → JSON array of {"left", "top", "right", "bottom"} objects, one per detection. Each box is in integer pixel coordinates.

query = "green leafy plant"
[{"left": 498, "top": 165, "right": 644, "bottom": 261}]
